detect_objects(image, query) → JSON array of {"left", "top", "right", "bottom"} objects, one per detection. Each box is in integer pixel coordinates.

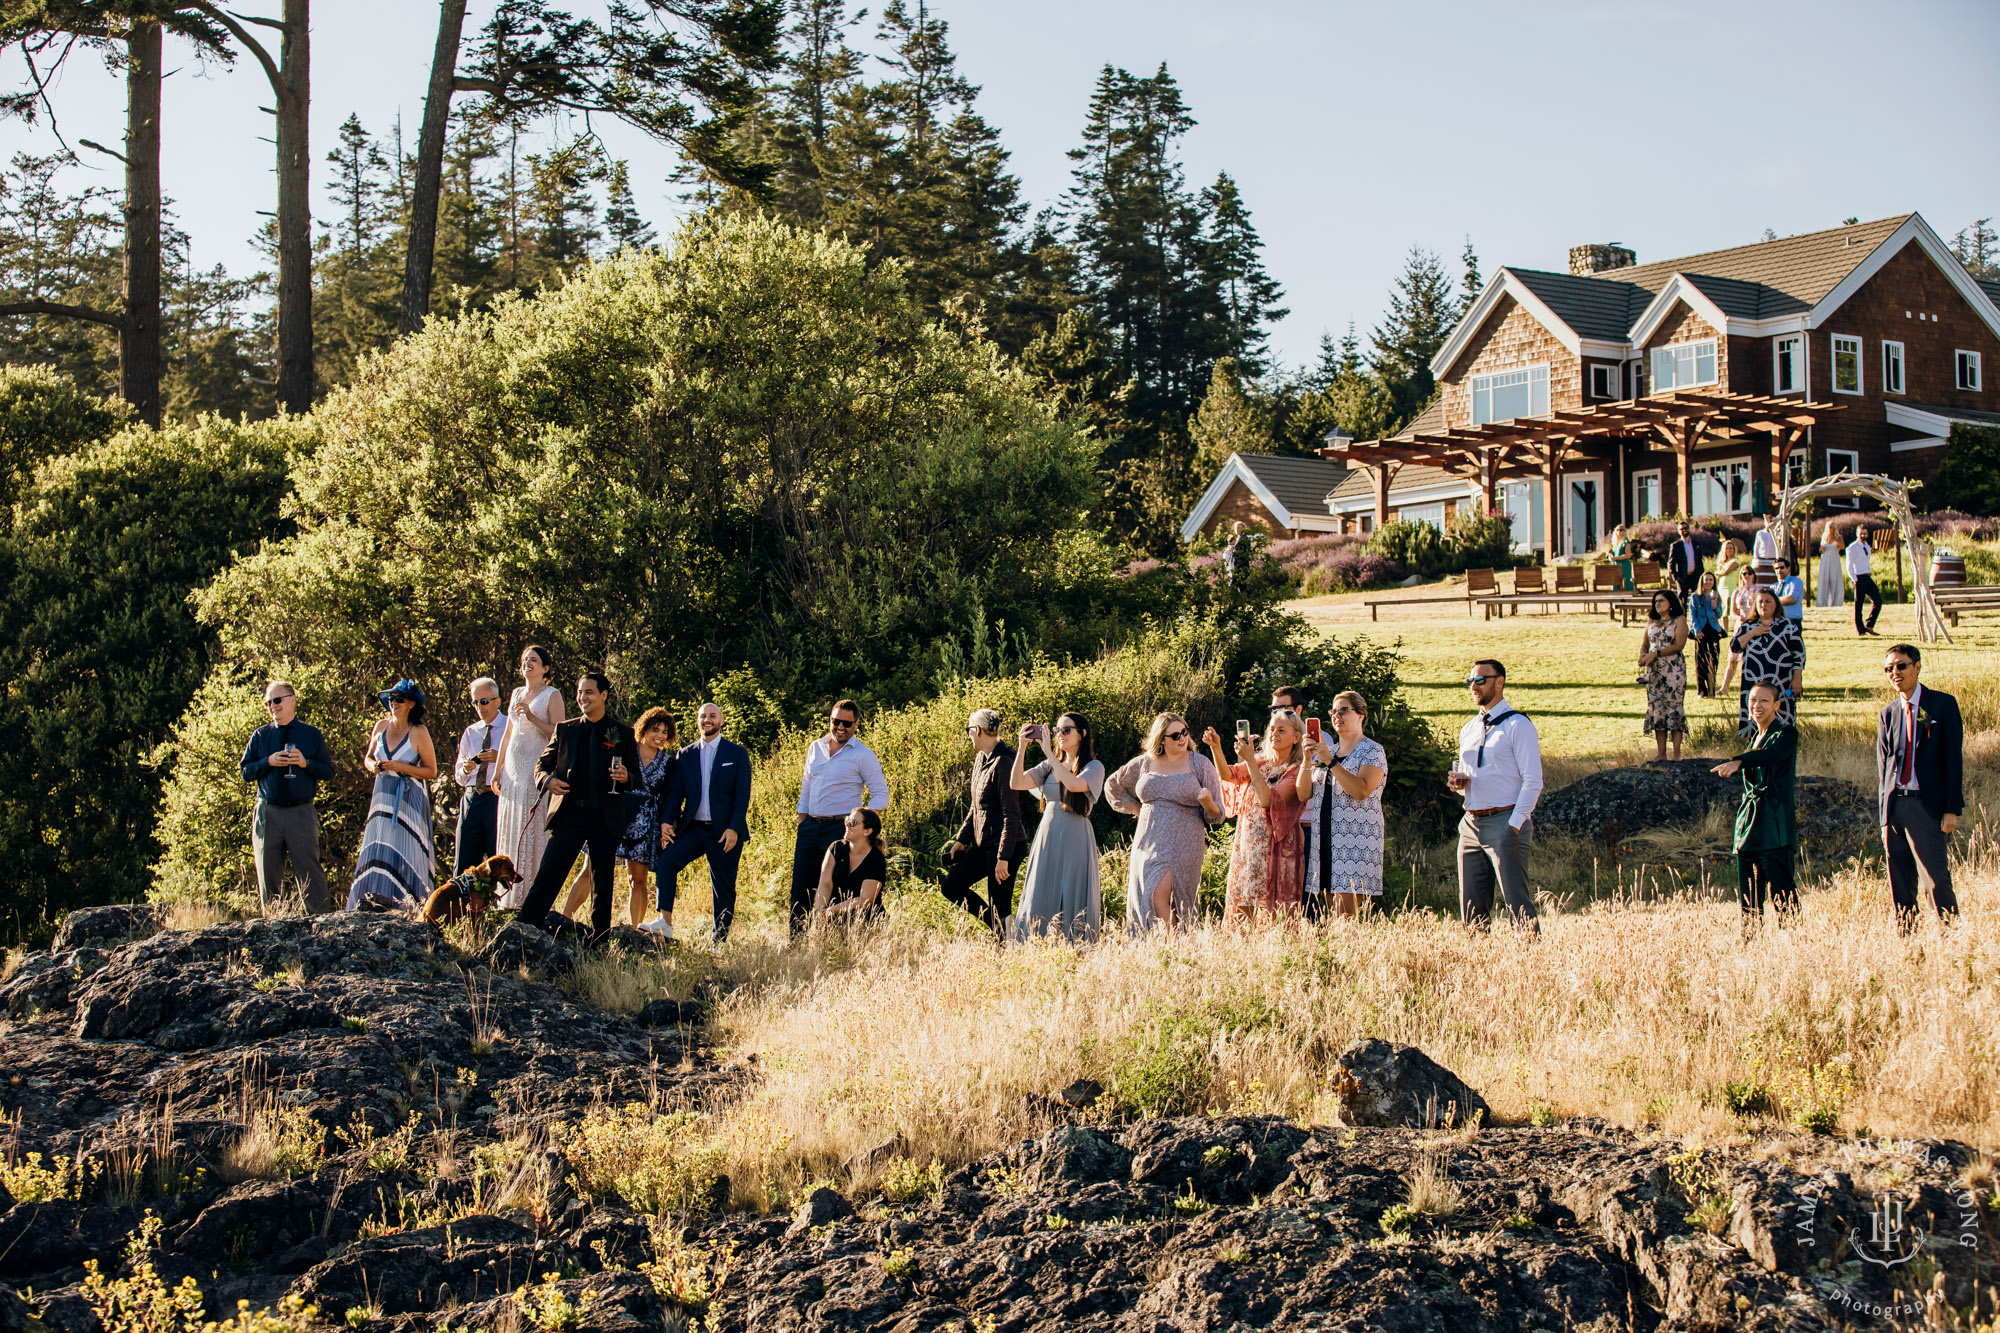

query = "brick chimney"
[{"left": 1569, "top": 243, "right": 1636, "bottom": 276}]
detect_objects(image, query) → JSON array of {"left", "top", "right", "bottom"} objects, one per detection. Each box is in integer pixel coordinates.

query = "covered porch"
[{"left": 1321, "top": 391, "right": 1841, "bottom": 557}]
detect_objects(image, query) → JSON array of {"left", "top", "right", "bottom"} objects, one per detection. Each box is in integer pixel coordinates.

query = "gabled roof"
[
  {"left": 1327, "top": 461, "right": 1463, "bottom": 506},
  {"left": 1179, "top": 453, "right": 1348, "bottom": 543},
  {"left": 1431, "top": 213, "right": 2000, "bottom": 378}
]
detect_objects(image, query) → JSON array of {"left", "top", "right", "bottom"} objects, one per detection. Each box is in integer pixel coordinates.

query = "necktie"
[
  {"left": 1901, "top": 700, "right": 1916, "bottom": 787},
  {"left": 474, "top": 723, "right": 493, "bottom": 788}
]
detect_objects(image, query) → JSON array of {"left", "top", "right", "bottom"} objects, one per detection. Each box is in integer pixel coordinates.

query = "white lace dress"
[{"left": 493, "top": 684, "right": 561, "bottom": 906}]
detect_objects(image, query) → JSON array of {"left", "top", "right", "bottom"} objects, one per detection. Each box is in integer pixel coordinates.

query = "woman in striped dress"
[{"left": 348, "top": 680, "right": 440, "bottom": 911}]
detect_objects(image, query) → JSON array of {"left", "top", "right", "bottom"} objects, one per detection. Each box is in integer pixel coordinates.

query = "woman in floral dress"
[
  {"left": 1638, "top": 588, "right": 1689, "bottom": 761},
  {"left": 1205, "top": 709, "right": 1313, "bottom": 926}
]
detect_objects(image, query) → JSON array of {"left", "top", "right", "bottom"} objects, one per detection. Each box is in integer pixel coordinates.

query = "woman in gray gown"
[
  {"left": 1009, "top": 711, "right": 1105, "bottom": 943},
  {"left": 1105, "top": 712, "right": 1223, "bottom": 932}
]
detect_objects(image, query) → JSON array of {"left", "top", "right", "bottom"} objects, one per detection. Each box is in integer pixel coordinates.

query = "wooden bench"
[
  {"left": 1362, "top": 568, "right": 1507, "bottom": 621},
  {"left": 1931, "top": 585, "right": 2000, "bottom": 626},
  {"left": 1632, "top": 559, "right": 1663, "bottom": 589},
  {"left": 1554, "top": 566, "right": 1586, "bottom": 594}
]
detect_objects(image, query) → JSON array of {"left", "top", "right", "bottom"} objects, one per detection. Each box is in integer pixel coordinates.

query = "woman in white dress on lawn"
[
  {"left": 492, "top": 644, "right": 565, "bottom": 907},
  {"left": 1815, "top": 525, "right": 1845, "bottom": 608}
]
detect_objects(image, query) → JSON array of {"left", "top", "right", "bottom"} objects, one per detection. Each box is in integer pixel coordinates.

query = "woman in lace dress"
[
  {"left": 1206, "top": 709, "right": 1313, "bottom": 927},
  {"left": 1104, "top": 712, "right": 1223, "bottom": 933},
  {"left": 1300, "top": 692, "right": 1388, "bottom": 917},
  {"left": 1638, "top": 588, "right": 1689, "bottom": 761},
  {"left": 492, "top": 645, "right": 565, "bottom": 906}
]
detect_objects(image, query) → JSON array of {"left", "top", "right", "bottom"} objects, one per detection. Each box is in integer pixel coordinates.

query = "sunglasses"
[
  {"left": 473, "top": 697, "right": 499, "bottom": 707},
  {"left": 1330, "top": 707, "right": 1356, "bottom": 719},
  {"left": 1885, "top": 661, "right": 1915, "bottom": 673},
  {"left": 1055, "top": 725, "right": 1078, "bottom": 735},
  {"left": 830, "top": 718, "right": 857, "bottom": 729},
  {"left": 263, "top": 697, "right": 291, "bottom": 707},
  {"left": 1163, "top": 728, "right": 1189, "bottom": 742},
  {"left": 1465, "top": 675, "right": 1494, "bottom": 687}
]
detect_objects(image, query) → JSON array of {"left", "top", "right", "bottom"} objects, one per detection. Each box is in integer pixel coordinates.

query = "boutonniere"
[{"left": 1916, "top": 709, "right": 1930, "bottom": 726}]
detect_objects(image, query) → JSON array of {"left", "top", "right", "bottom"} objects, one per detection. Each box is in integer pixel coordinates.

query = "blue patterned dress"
[
  {"left": 348, "top": 729, "right": 434, "bottom": 911},
  {"left": 616, "top": 749, "right": 672, "bottom": 862},
  {"left": 1301, "top": 738, "right": 1387, "bottom": 897}
]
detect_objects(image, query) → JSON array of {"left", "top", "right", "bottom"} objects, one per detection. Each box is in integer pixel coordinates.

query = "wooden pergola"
[{"left": 1322, "top": 391, "right": 1841, "bottom": 555}]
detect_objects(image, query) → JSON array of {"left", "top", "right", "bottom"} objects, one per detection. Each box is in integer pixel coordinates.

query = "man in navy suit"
[
  {"left": 651, "top": 701, "right": 753, "bottom": 944},
  {"left": 1665, "top": 519, "right": 1702, "bottom": 600},
  {"left": 1878, "top": 643, "right": 1962, "bottom": 932}
]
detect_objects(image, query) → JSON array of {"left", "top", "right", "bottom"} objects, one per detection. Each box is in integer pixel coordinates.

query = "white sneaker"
[{"left": 639, "top": 919, "right": 672, "bottom": 939}]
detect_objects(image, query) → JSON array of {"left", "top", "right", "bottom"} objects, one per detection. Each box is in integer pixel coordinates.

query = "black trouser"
[
  {"left": 938, "top": 839, "right": 1017, "bottom": 936},
  {"left": 658, "top": 821, "right": 745, "bottom": 943},
  {"left": 1694, "top": 628, "right": 1720, "bottom": 696},
  {"left": 1736, "top": 845, "right": 1798, "bottom": 918},
  {"left": 789, "top": 817, "right": 847, "bottom": 936},
  {"left": 519, "top": 807, "right": 620, "bottom": 940},
  {"left": 1854, "top": 573, "right": 1883, "bottom": 634},
  {"left": 453, "top": 789, "right": 498, "bottom": 875},
  {"left": 1886, "top": 792, "right": 1958, "bottom": 931}
]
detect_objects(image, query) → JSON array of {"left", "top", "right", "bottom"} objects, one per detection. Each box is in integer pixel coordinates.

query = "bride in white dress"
[{"left": 493, "top": 645, "right": 565, "bottom": 907}]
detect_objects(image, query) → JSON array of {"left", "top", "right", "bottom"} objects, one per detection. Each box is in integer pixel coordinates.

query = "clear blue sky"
[{"left": 5, "top": 0, "right": 1996, "bottom": 373}]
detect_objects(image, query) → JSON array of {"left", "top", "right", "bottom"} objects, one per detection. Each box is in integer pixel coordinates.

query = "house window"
[
  {"left": 1958, "top": 350, "right": 1983, "bottom": 391},
  {"left": 1471, "top": 364, "right": 1550, "bottom": 425},
  {"left": 1650, "top": 339, "right": 1718, "bottom": 392},
  {"left": 1784, "top": 448, "right": 1808, "bottom": 488},
  {"left": 1399, "top": 502, "right": 1447, "bottom": 531},
  {"left": 1628, "top": 360, "right": 1646, "bottom": 398},
  {"left": 1589, "top": 364, "right": 1618, "bottom": 399},
  {"left": 1632, "top": 470, "right": 1662, "bottom": 522},
  {"left": 1882, "top": 341, "right": 1905, "bottom": 395},
  {"left": 1690, "top": 458, "right": 1751, "bottom": 516},
  {"left": 1825, "top": 449, "right": 1860, "bottom": 507},
  {"left": 1773, "top": 335, "right": 1804, "bottom": 394},
  {"left": 1831, "top": 335, "right": 1863, "bottom": 394}
]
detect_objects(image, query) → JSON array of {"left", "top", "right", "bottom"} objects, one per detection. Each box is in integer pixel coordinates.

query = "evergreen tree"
[
  {"left": 603, "top": 160, "right": 657, "bottom": 252},
  {"left": 1369, "top": 245, "right": 1455, "bottom": 429},
  {"left": 1189, "top": 357, "right": 1272, "bottom": 477},
  {"left": 1198, "top": 172, "right": 1286, "bottom": 375},
  {"left": 1458, "top": 236, "right": 1482, "bottom": 318},
  {"left": 526, "top": 139, "right": 606, "bottom": 275},
  {"left": 1954, "top": 218, "right": 1998, "bottom": 280}
]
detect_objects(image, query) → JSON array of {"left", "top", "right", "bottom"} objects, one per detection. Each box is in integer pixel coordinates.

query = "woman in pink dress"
[{"left": 1205, "top": 709, "right": 1314, "bottom": 926}]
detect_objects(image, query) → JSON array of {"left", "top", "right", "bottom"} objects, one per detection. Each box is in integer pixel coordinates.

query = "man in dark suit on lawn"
[
  {"left": 516, "top": 672, "right": 641, "bottom": 943},
  {"left": 1878, "top": 643, "right": 1963, "bottom": 932},
  {"left": 938, "top": 707, "right": 1028, "bottom": 937},
  {"left": 1665, "top": 519, "right": 1702, "bottom": 601},
  {"left": 653, "top": 701, "right": 753, "bottom": 944}
]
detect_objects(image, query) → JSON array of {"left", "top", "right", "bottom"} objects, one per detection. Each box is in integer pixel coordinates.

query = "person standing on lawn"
[
  {"left": 789, "top": 699, "right": 889, "bottom": 937},
  {"left": 1878, "top": 644, "right": 1962, "bottom": 932},
  {"left": 1665, "top": 520, "right": 1702, "bottom": 601},
  {"left": 1847, "top": 526, "right": 1884, "bottom": 636},
  {"left": 1689, "top": 572, "right": 1726, "bottom": 698},
  {"left": 1712, "top": 681, "right": 1799, "bottom": 929},
  {"left": 1448, "top": 660, "right": 1541, "bottom": 933}
]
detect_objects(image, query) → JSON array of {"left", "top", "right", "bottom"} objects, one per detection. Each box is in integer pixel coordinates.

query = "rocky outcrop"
[
  {"left": 1536, "top": 757, "right": 1874, "bottom": 855},
  {"left": 1, "top": 915, "right": 1990, "bottom": 1330}
]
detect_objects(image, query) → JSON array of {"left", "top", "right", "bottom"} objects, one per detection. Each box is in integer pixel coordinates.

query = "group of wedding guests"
[{"left": 1603, "top": 514, "right": 1891, "bottom": 754}]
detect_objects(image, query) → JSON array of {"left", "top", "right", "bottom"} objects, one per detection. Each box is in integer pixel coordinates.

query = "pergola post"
[
  {"left": 1543, "top": 450, "right": 1563, "bottom": 559},
  {"left": 1676, "top": 420, "right": 1697, "bottom": 517}
]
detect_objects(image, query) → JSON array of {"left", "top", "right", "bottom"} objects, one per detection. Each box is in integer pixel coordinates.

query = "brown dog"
[{"left": 422, "top": 854, "right": 520, "bottom": 926}]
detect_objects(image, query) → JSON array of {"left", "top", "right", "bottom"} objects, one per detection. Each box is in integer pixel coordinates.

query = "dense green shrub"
[
  {"left": 0, "top": 417, "right": 296, "bottom": 929},
  {"left": 1366, "top": 519, "right": 1448, "bottom": 578},
  {"left": 1365, "top": 512, "right": 1514, "bottom": 580},
  {"left": 0, "top": 364, "right": 129, "bottom": 505},
  {"left": 1922, "top": 424, "right": 2000, "bottom": 516}
]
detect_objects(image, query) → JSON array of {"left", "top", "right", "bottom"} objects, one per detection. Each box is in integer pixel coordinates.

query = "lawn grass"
[{"left": 1291, "top": 580, "right": 2000, "bottom": 771}]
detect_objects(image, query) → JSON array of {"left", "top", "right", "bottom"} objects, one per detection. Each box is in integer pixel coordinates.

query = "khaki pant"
[
  {"left": 1457, "top": 810, "right": 1536, "bottom": 930},
  {"left": 253, "top": 801, "right": 330, "bottom": 914}
]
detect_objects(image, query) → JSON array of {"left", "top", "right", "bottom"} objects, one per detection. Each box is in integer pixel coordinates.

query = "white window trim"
[
  {"left": 1824, "top": 449, "right": 1860, "bottom": 507},
  {"left": 1470, "top": 361, "right": 1551, "bottom": 426},
  {"left": 1632, "top": 468, "right": 1662, "bottom": 522},
  {"left": 1957, "top": 349, "right": 1983, "bottom": 392},
  {"left": 1649, "top": 338, "right": 1719, "bottom": 393},
  {"left": 1690, "top": 454, "right": 1753, "bottom": 516},
  {"left": 1772, "top": 333, "right": 1806, "bottom": 396},
  {"left": 1881, "top": 340, "right": 1905, "bottom": 396},
  {"left": 1563, "top": 470, "right": 1604, "bottom": 557},
  {"left": 1830, "top": 334, "right": 1864, "bottom": 396},
  {"left": 1783, "top": 447, "right": 1808, "bottom": 489},
  {"left": 1588, "top": 363, "right": 1618, "bottom": 399}
]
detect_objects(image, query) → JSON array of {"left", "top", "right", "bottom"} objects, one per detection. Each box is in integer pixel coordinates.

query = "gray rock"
[
  {"left": 1334, "top": 1038, "right": 1489, "bottom": 1128},
  {"left": 51, "top": 903, "right": 165, "bottom": 953},
  {"left": 1056, "top": 1078, "right": 1103, "bottom": 1108},
  {"left": 1535, "top": 757, "right": 1873, "bottom": 857},
  {"left": 636, "top": 997, "right": 704, "bottom": 1027},
  {"left": 476, "top": 920, "right": 574, "bottom": 976},
  {"left": 788, "top": 1185, "right": 855, "bottom": 1234}
]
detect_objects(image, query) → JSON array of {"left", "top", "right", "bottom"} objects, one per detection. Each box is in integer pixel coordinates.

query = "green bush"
[
  {"left": 1922, "top": 423, "right": 2000, "bottom": 515},
  {"left": 1365, "top": 513, "right": 1514, "bottom": 581},
  {"left": 1367, "top": 520, "right": 1448, "bottom": 578},
  {"left": 0, "top": 363, "right": 129, "bottom": 505}
]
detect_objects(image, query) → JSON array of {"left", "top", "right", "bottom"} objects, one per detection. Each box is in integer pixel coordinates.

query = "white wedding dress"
[{"left": 494, "top": 683, "right": 562, "bottom": 907}]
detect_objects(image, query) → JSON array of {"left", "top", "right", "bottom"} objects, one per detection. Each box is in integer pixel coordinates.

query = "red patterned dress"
[{"left": 1222, "top": 760, "right": 1306, "bottom": 925}]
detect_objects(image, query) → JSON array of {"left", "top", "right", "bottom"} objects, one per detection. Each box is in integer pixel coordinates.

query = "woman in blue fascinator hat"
[{"left": 348, "top": 677, "right": 439, "bottom": 911}]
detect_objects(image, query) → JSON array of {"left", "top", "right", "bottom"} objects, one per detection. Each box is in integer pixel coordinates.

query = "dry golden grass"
[
  {"left": 700, "top": 856, "right": 2000, "bottom": 1184},
  {"left": 164, "top": 899, "right": 235, "bottom": 933}
]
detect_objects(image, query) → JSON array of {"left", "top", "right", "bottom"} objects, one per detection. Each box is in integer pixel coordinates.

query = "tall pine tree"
[{"left": 1369, "top": 246, "right": 1455, "bottom": 430}]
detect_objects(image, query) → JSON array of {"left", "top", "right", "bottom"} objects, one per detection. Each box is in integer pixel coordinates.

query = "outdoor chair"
[
  {"left": 1591, "top": 564, "right": 1623, "bottom": 593},
  {"left": 1632, "top": 559, "right": 1662, "bottom": 588},
  {"left": 1512, "top": 566, "right": 1546, "bottom": 595},
  {"left": 1554, "top": 566, "right": 1585, "bottom": 593}
]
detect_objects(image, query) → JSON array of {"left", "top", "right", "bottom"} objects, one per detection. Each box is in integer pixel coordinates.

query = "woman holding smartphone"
[
  {"left": 1205, "top": 709, "right": 1313, "bottom": 927},
  {"left": 1009, "top": 712, "right": 1105, "bottom": 942},
  {"left": 1300, "top": 693, "right": 1387, "bottom": 918}
]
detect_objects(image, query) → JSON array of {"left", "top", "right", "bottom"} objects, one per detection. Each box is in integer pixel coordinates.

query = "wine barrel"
[
  {"left": 1751, "top": 558, "right": 1777, "bottom": 588},
  {"left": 1932, "top": 549, "right": 1967, "bottom": 587}
]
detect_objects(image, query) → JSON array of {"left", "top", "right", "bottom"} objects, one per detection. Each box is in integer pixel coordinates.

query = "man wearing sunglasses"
[
  {"left": 451, "top": 677, "right": 508, "bottom": 874},
  {"left": 1877, "top": 645, "right": 1962, "bottom": 932},
  {"left": 790, "top": 699, "right": 890, "bottom": 937},
  {"left": 239, "top": 679, "right": 336, "bottom": 914},
  {"left": 1448, "top": 660, "right": 1542, "bottom": 932}
]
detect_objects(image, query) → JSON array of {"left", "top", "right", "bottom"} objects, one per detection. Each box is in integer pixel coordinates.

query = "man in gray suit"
[{"left": 1878, "top": 643, "right": 1962, "bottom": 932}]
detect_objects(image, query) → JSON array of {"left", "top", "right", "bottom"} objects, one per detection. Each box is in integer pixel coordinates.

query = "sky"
[{"left": 4, "top": 0, "right": 1997, "bottom": 374}]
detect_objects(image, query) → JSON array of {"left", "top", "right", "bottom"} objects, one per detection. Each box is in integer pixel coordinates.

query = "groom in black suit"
[
  {"left": 1878, "top": 643, "right": 1963, "bottom": 931},
  {"left": 656, "top": 702, "right": 753, "bottom": 944},
  {"left": 517, "top": 672, "right": 641, "bottom": 943}
]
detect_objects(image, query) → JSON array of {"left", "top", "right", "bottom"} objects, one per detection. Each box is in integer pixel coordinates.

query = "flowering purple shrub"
[{"left": 1264, "top": 534, "right": 1404, "bottom": 593}]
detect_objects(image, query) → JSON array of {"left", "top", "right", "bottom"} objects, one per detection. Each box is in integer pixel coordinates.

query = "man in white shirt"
[
  {"left": 1846, "top": 526, "right": 1882, "bottom": 636},
  {"left": 1447, "top": 659, "right": 1542, "bottom": 932},
  {"left": 451, "top": 677, "right": 509, "bottom": 873},
  {"left": 789, "top": 698, "right": 890, "bottom": 935},
  {"left": 1753, "top": 515, "right": 1779, "bottom": 563}
]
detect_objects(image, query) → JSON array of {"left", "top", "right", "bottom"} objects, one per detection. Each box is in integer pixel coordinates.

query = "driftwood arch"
[{"left": 1773, "top": 473, "right": 1948, "bottom": 643}]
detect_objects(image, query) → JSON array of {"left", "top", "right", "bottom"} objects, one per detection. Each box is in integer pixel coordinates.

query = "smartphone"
[
  {"left": 1235, "top": 719, "right": 1251, "bottom": 739},
  {"left": 1029, "top": 723, "right": 1048, "bottom": 743},
  {"left": 1306, "top": 717, "right": 1322, "bottom": 743}
]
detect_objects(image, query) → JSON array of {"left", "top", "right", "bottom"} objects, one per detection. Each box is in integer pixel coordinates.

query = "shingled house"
[
  {"left": 1181, "top": 453, "right": 1349, "bottom": 542},
  {"left": 1321, "top": 214, "right": 2000, "bottom": 557}
]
